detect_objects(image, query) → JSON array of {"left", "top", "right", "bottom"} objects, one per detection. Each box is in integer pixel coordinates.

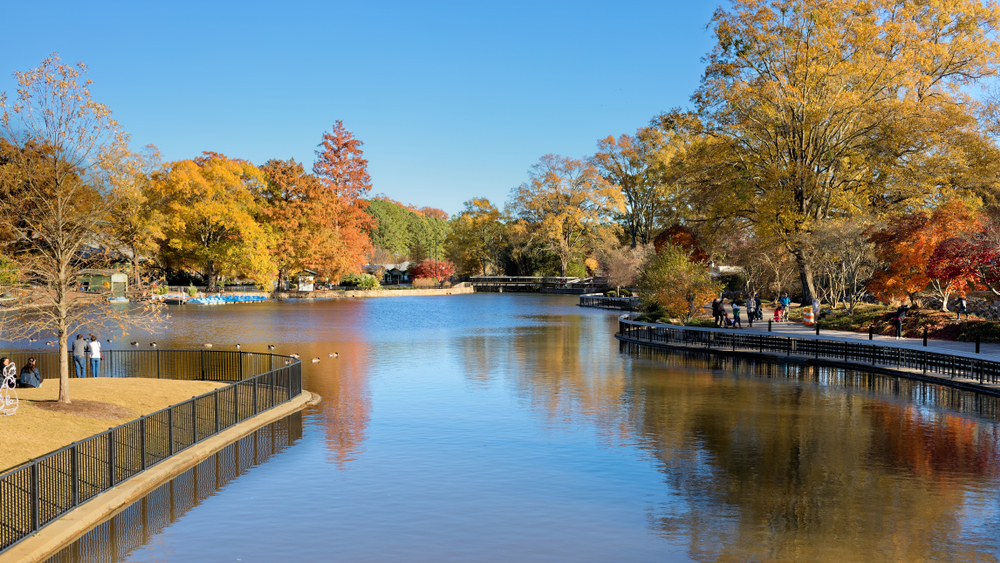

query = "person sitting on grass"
[{"left": 18, "top": 357, "right": 42, "bottom": 388}]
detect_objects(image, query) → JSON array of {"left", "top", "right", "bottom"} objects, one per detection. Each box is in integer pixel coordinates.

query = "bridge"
[{"left": 469, "top": 276, "right": 608, "bottom": 294}]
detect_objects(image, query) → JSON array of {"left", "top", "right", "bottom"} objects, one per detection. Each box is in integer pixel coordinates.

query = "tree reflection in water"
[{"left": 623, "top": 349, "right": 1000, "bottom": 562}]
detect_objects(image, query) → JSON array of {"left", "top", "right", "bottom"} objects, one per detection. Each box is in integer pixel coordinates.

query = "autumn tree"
[
  {"left": 312, "top": 121, "right": 375, "bottom": 281},
  {"left": 258, "top": 158, "right": 347, "bottom": 289},
  {"left": 0, "top": 55, "right": 163, "bottom": 403},
  {"left": 695, "top": 0, "right": 1000, "bottom": 303},
  {"left": 927, "top": 218, "right": 1000, "bottom": 296},
  {"left": 444, "top": 198, "right": 507, "bottom": 276},
  {"left": 508, "top": 155, "right": 619, "bottom": 277},
  {"left": 592, "top": 125, "right": 690, "bottom": 248},
  {"left": 411, "top": 259, "right": 455, "bottom": 282},
  {"left": 867, "top": 200, "right": 982, "bottom": 307},
  {"left": 98, "top": 144, "right": 164, "bottom": 289},
  {"left": 637, "top": 244, "right": 722, "bottom": 321},
  {"left": 597, "top": 244, "right": 651, "bottom": 292},
  {"left": 150, "top": 153, "right": 276, "bottom": 289}
]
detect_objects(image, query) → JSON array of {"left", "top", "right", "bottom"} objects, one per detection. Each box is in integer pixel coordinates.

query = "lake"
[{"left": 39, "top": 294, "right": 1000, "bottom": 562}]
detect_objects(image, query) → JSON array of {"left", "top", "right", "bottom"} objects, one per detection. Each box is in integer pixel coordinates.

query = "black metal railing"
[
  {"left": 579, "top": 294, "right": 639, "bottom": 311},
  {"left": 617, "top": 318, "right": 1000, "bottom": 386},
  {"left": 0, "top": 350, "right": 302, "bottom": 554}
]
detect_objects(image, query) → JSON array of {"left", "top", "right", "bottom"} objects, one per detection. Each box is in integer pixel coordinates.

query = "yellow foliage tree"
[
  {"left": 149, "top": 154, "right": 276, "bottom": 289},
  {"left": 508, "top": 155, "right": 621, "bottom": 277},
  {"left": 695, "top": 0, "right": 1000, "bottom": 302}
]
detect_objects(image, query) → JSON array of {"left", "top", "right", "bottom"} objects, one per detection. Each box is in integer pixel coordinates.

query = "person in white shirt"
[{"left": 87, "top": 336, "right": 102, "bottom": 377}]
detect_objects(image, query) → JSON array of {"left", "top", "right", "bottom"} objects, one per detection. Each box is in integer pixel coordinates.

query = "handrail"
[
  {"left": 0, "top": 350, "right": 303, "bottom": 554},
  {"left": 616, "top": 317, "right": 1000, "bottom": 388}
]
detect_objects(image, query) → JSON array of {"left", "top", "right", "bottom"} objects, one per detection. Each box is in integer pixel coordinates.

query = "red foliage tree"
[
  {"left": 867, "top": 201, "right": 982, "bottom": 304},
  {"left": 411, "top": 259, "right": 455, "bottom": 282},
  {"left": 928, "top": 223, "right": 1000, "bottom": 296},
  {"left": 312, "top": 121, "right": 375, "bottom": 282},
  {"left": 653, "top": 225, "right": 709, "bottom": 263}
]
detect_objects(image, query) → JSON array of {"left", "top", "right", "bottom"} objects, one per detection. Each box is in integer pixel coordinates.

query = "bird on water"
[
  {"left": 149, "top": 342, "right": 157, "bottom": 347},
  {"left": 130, "top": 341, "right": 138, "bottom": 346},
  {"left": 311, "top": 357, "right": 320, "bottom": 363},
  {"left": 204, "top": 343, "right": 213, "bottom": 348},
  {"left": 267, "top": 344, "right": 275, "bottom": 350},
  {"left": 235, "top": 343, "right": 241, "bottom": 349}
]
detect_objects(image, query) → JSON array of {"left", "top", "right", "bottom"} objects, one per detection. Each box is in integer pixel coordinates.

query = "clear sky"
[{"left": 0, "top": 1, "right": 719, "bottom": 216}]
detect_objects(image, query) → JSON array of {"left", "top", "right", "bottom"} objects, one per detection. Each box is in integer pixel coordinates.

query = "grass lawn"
[{"left": 1, "top": 378, "right": 227, "bottom": 472}]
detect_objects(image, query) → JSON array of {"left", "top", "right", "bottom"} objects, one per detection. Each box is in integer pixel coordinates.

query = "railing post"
[
  {"left": 869, "top": 325, "right": 874, "bottom": 340},
  {"left": 31, "top": 462, "right": 40, "bottom": 532},
  {"left": 201, "top": 349, "right": 206, "bottom": 381},
  {"left": 923, "top": 328, "right": 928, "bottom": 347},
  {"left": 976, "top": 335, "right": 981, "bottom": 354},
  {"left": 192, "top": 398, "right": 198, "bottom": 443},
  {"left": 253, "top": 377, "right": 259, "bottom": 415},
  {"left": 768, "top": 320, "right": 772, "bottom": 332},
  {"left": 108, "top": 430, "right": 116, "bottom": 487},
  {"left": 168, "top": 408, "right": 174, "bottom": 456},
  {"left": 140, "top": 417, "right": 147, "bottom": 471},
  {"left": 71, "top": 444, "right": 79, "bottom": 507}
]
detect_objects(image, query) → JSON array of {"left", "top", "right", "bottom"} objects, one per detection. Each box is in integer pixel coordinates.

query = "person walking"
[
  {"left": 18, "top": 357, "right": 42, "bottom": 388},
  {"left": 732, "top": 300, "right": 743, "bottom": 329},
  {"left": 87, "top": 336, "right": 102, "bottom": 377},
  {"left": 754, "top": 293, "right": 763, "bottom": 321},
  {"left": 745, "top": 298, "right": 755, "bottom": 328},
  {"left": 712, "top": 298, "right": 721, "bottom": 328},
  {"left": 72, "top": 334, "right": 87, "bottom": 378},
  {"left": 779, "top": 293, "right": 792, "bottom": 322},
  {"left": 955, "top": 295, "right": 969, "bottom": 320}
]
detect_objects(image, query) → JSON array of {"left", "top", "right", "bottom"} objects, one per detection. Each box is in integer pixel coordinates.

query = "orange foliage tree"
[
  {"left": 312, "top": 121, "right": 375, "bottom": 282},
  {"left": 411, "top": 259, "right": 455, "bottom": 282},
  {"left": 867, "top": 201, "right": 982, "bottom": 307}
]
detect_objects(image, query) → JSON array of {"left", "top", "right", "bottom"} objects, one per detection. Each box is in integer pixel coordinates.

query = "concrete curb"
[{"left": 1, "top": 390, "right": 322, "bottom": 563}]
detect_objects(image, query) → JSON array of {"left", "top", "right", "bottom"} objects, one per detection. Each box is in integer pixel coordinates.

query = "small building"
[
  {"left": 78, "top": 270, "right": 128, "bottom": 297},
  {"left": 383, "top": 267, "right": 410, "bottom": 285},
  {"left": 295, "top": 270, "right": 318, "bottom": 292}
]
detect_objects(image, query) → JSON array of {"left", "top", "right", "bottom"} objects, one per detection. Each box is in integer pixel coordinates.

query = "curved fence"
[
  {"left": 617, "top": 318, "right": 1000, "bottom": 386},
  {"left": 0, "top": 350, "right": 303, "bottom": 554},
  {"left": 579, "top": 294, "right": 639, "bottom": 311}
]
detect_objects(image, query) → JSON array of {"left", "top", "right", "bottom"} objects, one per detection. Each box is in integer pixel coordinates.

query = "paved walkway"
[{"left": 727, "top": 308, "right": 1000, "bottom": 359}]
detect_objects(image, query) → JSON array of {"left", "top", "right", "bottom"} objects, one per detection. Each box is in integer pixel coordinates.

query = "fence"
[
  {"left": 617, "top": 318, "right": 1000, "bottom": 386},
  {"left": 0, "top": 350, "right": 302, "bottom": 554},
  {"left": 579, "top": 293, "right": 639, "bottom": 311}
]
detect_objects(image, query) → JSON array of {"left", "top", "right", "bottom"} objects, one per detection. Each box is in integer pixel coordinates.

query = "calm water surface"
[{"left": 43, "top": 294, "right": 1000, "bottom": 561}]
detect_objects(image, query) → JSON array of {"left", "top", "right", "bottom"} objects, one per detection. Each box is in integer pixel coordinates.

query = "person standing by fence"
[
  {"left": 72, "top": 334, "right": 87, "bottom": 378},
  {"left": 87, "top": 336, "right": 102, "bottom": 377}
]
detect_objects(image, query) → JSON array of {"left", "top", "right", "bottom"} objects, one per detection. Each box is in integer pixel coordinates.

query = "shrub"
[
  {"left": 154, "top": 285, "right": 169, "bottom": 295},
  {"left": 187, "top": 285, "right": 197, "bottom": 297},
  {"left": 340, "top": 273, "right": 381, "bottom": 289},
  {"left": 637, "top": 244, "right": 722, "bottom": 321}
]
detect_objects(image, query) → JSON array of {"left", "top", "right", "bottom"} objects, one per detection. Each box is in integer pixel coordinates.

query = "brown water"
[{"left": 39, "top": 294, "right": 1000, "bottom": 562}]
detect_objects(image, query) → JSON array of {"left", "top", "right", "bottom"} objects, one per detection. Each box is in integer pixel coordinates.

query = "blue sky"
[{"left": 0, "top": 1, "right": 719, "bottom": 216}]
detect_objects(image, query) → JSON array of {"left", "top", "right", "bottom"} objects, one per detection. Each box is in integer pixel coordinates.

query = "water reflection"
[
  {"left": 620, "top": 349, "right": 1000, "bottom": 561},
  {"left": 19, "top": 296, "right": 1000, "bottom": 561},
  {"left": 46, "top": 413, "right": 302, "bottom": 563}
]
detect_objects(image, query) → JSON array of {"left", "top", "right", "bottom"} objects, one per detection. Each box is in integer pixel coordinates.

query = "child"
[
  {"left": 773, "top": 306, "right": 783, "bottom": 323},
  {"left": 721, "top": 310, "right": 733, "bottom": 327},
  {"left": 732, "top": 300, "right": 743, "bottom": 329}
]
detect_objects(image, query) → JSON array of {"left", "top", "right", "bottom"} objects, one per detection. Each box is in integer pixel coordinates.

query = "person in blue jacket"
[{"left": 18, "top": 357, "right": 42, "bottom": 388}]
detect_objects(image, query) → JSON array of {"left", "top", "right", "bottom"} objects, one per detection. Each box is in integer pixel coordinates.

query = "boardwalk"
[{"left": 616, "top": 316, "right": 1000, "bottom": 396}]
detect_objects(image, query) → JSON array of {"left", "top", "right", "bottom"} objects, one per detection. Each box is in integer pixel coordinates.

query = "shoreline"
[{"left": 272, "top": 285, "right": 474, "bottom": 299}]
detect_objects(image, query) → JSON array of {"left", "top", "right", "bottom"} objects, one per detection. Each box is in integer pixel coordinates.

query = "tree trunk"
[
  {"left": 205, "top": 263, "right": 217, "bottom": 290},
  {"left": 790, "top": 246, "right": 816, "bottom": 305},
  {"left": 58, "top": 328, "right": 70, "bottom": 404}
]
